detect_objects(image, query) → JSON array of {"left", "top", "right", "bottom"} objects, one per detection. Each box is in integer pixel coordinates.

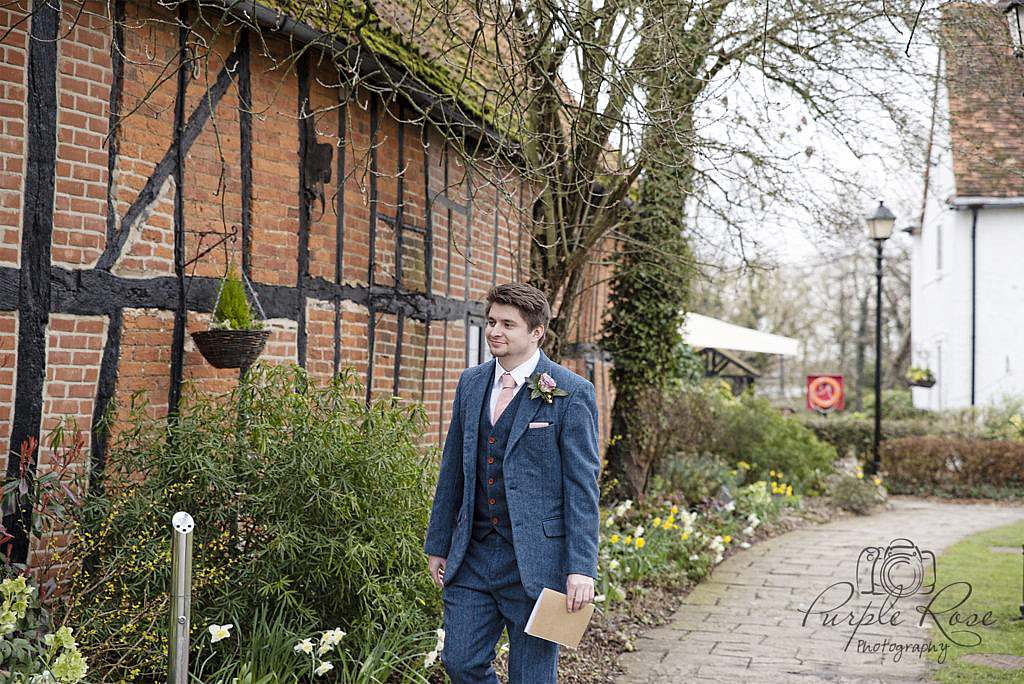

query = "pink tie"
[{"left": 491, "top": 372, "right": 516, "bottom": 425}]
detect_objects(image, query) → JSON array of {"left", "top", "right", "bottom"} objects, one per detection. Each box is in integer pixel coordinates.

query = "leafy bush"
[
  {"left": 652, "top": 453, "right": 737, "bottom": 508},
  {"left": 704, "top": 391, "right": 835, "bottom": 493},
  {"left": 798, "top": 414, "right": 958, "bottom": 462},
  {"left": 826, "top": 472, "right": 886, "bottom": 515},
  {"left": 63, "top": 364, "right": 439, "bottom": 681},
  {"left": 0, "top": 576, "right": 89, "bottom": 683},
  {"left": 881, "top": 436, "right": 1024, "bottom": 498}
]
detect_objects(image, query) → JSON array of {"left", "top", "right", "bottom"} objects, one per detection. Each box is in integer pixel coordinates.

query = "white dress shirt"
[{"left": 489, "top": 347, "right": 541, "bottom": 424}]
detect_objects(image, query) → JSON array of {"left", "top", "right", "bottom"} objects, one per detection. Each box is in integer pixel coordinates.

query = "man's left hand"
[{"left": 566, "top": 573, "right": 594, "bottom": 612}]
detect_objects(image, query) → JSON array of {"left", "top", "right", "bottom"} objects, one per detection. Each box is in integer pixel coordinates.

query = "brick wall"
[{"left": 0, "top": 0, "right": 615, "bottom": 504}]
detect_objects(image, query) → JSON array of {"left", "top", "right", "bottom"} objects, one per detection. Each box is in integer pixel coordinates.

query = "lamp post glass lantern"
[{"left": 864, "top": 200, "right": 896, "bottom": 476}]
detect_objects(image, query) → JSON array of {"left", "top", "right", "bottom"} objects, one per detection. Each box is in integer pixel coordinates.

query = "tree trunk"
[{"left": 854, "top": 288, "right": 869, "bottom": 412}]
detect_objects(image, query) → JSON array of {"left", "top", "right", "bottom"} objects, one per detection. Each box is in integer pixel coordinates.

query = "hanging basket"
[{"left": 191, "top": 329, "right": 270, "bottom": 369}]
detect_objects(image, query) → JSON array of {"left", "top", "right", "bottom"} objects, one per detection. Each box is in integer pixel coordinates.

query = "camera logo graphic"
[{"left": 856, "top": 537, "right": 937, "bottom": 598}]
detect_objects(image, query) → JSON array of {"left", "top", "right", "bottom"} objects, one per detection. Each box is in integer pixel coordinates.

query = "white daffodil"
[
  {"left": 609, "top": 559, "right": 620, "bottom": 572},
  {"left": 594, "top": 594, "right": 606, "bottom": 603},
  {"left": 314, "top": 661, "right": 334, "bottom": 677},
  {"left": 633, "top": 525, "right": 644, "bottom": 538},
  {"left": 688, "top": 553, "right": 700, "bottom": 561},
  {"left": 604, "top": 515, "right": 616, "bottom": 528},
  {"left": 435, "top": 628, "right": 445, "bottom": 651},
  {"left": 424, "top": 650, "right": 439, "bottom": 668},
  {"left": 208, "top": 624, "right": 233, "bottom": 643},
  {"left": 321, "top": 628, "right": 347, "bottom": 648},
  {"left": 294, "top": 639, "right": 314, "bottom": 655},
  {"left": 723, "top": 501, "right": 736, "bottom": 512},
  {"left": 747, "top": 513, "right": 760, "bottom": 526}
]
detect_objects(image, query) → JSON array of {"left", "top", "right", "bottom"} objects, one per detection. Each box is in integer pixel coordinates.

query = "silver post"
[{"left": 168, "top": 512, "right": 195, "bottom": 684}]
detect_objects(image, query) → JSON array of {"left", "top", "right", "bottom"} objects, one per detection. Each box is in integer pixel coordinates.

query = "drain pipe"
[{"left": 970, "top": 206, "right": 977, "bottom": 407}]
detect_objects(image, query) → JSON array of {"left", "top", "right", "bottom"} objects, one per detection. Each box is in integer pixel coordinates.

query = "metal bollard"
[{"left": 168, "top": 512, "right": 195, "bottom": 684}]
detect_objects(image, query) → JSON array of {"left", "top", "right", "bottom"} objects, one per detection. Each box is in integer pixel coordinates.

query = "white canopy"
[{"left": 680, "top": 313, "right": 800, "bottom": 356}]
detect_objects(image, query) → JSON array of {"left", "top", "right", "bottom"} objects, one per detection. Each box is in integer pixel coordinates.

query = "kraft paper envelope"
[{"left": 524, "top": 587, "right": 595, "bottom": 649}]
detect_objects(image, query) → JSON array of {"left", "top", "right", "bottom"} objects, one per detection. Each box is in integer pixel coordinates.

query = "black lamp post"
[
  {"left": 864, "top": 201, "right": 896, "bottom": 475},
  {"left": 1004, "top": 0, "right": 1024, "bottom": 57}
]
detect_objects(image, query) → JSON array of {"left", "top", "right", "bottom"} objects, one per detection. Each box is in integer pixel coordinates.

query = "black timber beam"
[{"left": 4, "top": 0, "right": 60, "bottom": 565}]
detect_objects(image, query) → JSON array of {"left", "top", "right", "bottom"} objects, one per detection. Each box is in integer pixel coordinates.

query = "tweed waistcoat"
[{"left": 472, "top": 367, "right": 527, "bottom": 542}]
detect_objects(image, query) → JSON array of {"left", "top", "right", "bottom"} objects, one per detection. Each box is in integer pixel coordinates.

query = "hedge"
[{"left": 881, "top": 436, "right": 1024, "bottom": 497}]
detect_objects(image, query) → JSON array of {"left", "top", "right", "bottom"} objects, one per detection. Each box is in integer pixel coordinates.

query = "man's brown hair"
[{"left": 485, "top": 283, "right": 551, "bottom": 340}]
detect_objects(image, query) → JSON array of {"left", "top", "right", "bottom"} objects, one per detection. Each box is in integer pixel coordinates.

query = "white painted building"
[{"left": 909, "top": 3, "right": 1024, "bottom": 409}]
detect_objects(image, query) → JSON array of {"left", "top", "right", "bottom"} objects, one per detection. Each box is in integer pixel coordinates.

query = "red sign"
[{"left": 806, "top": 374, "right": 845, "bottom": 412}]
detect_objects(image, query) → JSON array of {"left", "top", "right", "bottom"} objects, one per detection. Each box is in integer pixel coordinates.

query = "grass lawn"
[{"left": 930, "top": 519, "right": 1024, "bottom": 683}]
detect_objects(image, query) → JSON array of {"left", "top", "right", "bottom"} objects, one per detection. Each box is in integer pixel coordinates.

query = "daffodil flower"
[
  {"left": 314, "top": 661, "right": 334, "bottom": 677},
  {"left": 208, "top": 624, "right": 233, "bottom": 644},
  {"left": 294, "top": 639, "right": 314, "bottom": 654}
]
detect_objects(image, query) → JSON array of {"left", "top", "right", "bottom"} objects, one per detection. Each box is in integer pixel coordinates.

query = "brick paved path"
[{"left": 616, "top": 497, "right": 1024, "bottom": 683}]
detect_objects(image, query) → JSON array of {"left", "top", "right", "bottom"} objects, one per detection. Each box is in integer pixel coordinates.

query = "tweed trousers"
[{"left": 441, "top": 529, "right": 559, "bottom": 683}]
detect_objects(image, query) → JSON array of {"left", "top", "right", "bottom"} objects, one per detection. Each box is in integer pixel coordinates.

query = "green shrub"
[
  {"left": 64, "top": 364, "right": 439, "bottom": 681},
  {"left": 706, "top": 391, "right": 835, "bottom": 493},
  {"left": 798, "top": 414, "right": 956, "bottom": 462},
  {"left": 652, "top": 453, "right": 737, "bottom": 508},
  {"left": 861, "top": 389, "right": 932, "bottom": 420},
  {"left": 826, "top": 472, "right": 885, "bottom": 514}
]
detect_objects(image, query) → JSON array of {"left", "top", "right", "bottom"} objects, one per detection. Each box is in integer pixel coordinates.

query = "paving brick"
[{"left": 617, "top": 498, "right": 1024, "bottom": 683}]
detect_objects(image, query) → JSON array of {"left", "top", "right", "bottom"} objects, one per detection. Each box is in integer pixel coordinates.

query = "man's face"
[{"left": 486, "top": 303, "right": 542, "bottom": 361}]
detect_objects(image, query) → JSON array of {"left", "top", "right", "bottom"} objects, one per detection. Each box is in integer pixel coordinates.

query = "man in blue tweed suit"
[{"left": 424, "top": 283, "right": 601, "bottom": 683}]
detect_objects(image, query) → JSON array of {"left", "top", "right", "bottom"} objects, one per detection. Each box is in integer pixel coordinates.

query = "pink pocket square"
[{"left": 528, "top": 421, "right": 551, "bottom": 428}]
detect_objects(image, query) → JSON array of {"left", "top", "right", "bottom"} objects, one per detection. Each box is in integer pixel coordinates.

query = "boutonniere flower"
[{"left": 526, "top": 372, "right": 569, "bottom": 403}]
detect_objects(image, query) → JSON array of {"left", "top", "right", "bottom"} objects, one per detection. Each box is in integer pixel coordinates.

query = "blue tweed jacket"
[{"left": 424, "top": 348, "right": 601, "bottom": 599}]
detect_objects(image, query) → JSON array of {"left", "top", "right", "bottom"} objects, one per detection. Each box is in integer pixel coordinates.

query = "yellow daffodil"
[
  {"left": 670, "top": 505, "right": 679, "bottom": 514},
  {"left": 856, "top": 472, "right": 864, "bottom": 480},
  {"left": 610, "top": 534, "right": 620, "bottom": 544},
  {"left": 624, "top": 536, "right": 633, "bottom": 545},
  {"left": 786, "top": 484, "right": 793, "bottom": 496},
  {"left": 722, "top": 535, "right": 731, "bottom": 544},
  {"left": 681, "top": 532, "right": 689, "bottom": 541},
  {"left": 635, "top": 537, "right": 645, "bottom": 549},
  {"left": 737, "top": 461, "right": 750, "bottom": 470},
  {"left": 873, "top": 477, "right": 882, "bottom": 486},
  {"left": 770, "top": 470, "right": 776, "bottom": 477},
  {"left": 653, "top": 517, "right": 662, "bottom": 528}
]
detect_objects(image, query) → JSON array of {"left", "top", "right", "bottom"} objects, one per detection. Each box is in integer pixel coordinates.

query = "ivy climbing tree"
[{"left": 601, "top": 183, "right": 695, "bottom": 499}]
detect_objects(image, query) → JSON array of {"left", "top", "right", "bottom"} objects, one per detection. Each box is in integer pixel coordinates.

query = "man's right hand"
[{"left": 428, "top": 555, "right": 447, "bottom": 589}]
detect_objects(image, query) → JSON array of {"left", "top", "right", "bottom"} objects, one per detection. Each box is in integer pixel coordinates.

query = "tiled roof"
[
  {"left": 941, "top": 2, "right": 1024, "bottom": 197},
  {"left": 259, "top": 0, "right": 520, "bottom": 136}
]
